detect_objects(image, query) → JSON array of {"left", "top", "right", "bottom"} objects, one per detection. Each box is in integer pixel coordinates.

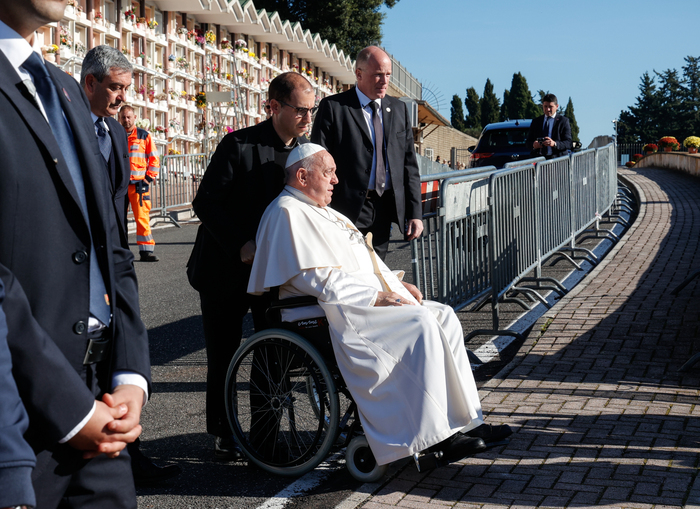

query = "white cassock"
[{"left": 248, "top": 186, "right": 484, "bottom": 465}]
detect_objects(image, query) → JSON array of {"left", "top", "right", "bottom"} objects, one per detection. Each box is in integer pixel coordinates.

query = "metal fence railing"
[
  {"left": 617, "top": 142, "right": 688, "bottom": 163},
  {"left": 150, "top": 153, "right": 208, "bottom": 225},
  {"left": 411, "top": 142, "right": 622, "bottom": 340}
]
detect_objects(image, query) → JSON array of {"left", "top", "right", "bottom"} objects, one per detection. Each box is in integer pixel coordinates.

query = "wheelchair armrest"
[{"left": 268, "top": 295, "right": 319, "bottom": 310}]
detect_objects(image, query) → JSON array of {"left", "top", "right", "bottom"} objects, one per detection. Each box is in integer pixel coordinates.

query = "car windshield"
[{"left": 479, "top": 128, "right": 529, "bottom": 150}]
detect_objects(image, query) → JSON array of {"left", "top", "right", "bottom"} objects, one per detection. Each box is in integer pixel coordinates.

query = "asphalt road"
[{"left": 133, "top": 208, "right": 629, "bottom": 509}]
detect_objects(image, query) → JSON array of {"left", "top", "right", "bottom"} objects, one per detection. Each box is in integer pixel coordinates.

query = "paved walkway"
[{"left": 359, "top": 167, "right": 700, "bottom": 508}]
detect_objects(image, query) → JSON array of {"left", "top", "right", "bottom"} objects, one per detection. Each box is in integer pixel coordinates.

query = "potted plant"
[
  {"left": 642, "top": 143, "right": 658, "bottom": 155},
  {"left": 658, "top": 136, "right": 680, "bottom": 152},
  {"left": 147, "top": 19, "right": 158, "bottom": 30},
  {"left": 625, "top": 161, "right": 636, "bottom": 168},
  {"left": 683, "top": 136, "right": 700, "bottom": 154},
  {"left": 195, "top": 91, "right": 206, "bottom": 110},
  {"left": 42, "top": 44, "right": 59, "bottom": 63},
  {"left": 124, "top": 9, "right": 135, "bottom": 24},
  {"left": 205, "top": 30, "right": 216, "bottom": 46},
  {"left": 632, "top": 154, "right": 643, "bottom": 162}
]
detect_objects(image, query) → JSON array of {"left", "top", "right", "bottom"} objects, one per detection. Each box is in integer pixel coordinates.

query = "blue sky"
[{"left": 379, "top": 0, "right": 699, "bottom": 145}]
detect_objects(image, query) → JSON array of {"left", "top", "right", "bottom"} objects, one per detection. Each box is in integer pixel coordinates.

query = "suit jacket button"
[
  {"left": 74, "top": 321, "right": 87, "bottom": 334},
  {"left": 73, "top": 250, "right": 88, "bottom": 264}
]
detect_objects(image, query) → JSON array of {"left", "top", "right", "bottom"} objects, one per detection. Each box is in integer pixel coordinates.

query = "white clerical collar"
[
  {"left": 355, "top": 86, "right": 380, "bottom": 111},
  {"left": 0, "top": 19, "right": 43, "bottom": 79},
  {"left": 285, "top": 185, "right": 325, "bottom": 208}
]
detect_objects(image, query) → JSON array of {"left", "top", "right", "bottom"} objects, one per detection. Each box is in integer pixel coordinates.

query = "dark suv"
[{"left": 469, "top": 119, "right": 533, "bottom": 168}]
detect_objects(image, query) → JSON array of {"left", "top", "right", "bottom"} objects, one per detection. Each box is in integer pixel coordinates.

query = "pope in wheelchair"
[{"left": 228, "top": 144, "right": 511, "bottom": 480}]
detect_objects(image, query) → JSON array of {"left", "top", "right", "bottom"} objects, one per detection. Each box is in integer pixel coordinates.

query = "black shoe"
[
  {"left": 139, "top": 251, "right": 159, "bottom": 262},
  {"left": 429, "top": 433, "right": 486, "bottom": 464},
  {"left": 464, "top": 423, "right": 513, "bottom": 444},
  {"left": 214, "top": 436, "right": 244, "bottom": 462},
  {"left": 130, "top": 447, "right": 181, "bottom": 486}
]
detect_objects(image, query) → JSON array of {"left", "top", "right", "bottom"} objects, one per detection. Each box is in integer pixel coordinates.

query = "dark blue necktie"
[
  {"left": 22, "top": 52, "right": 111, "bottom": 325},
  {"left": 543, "top": 117, "right": 553, "bottom": 155},
  {"left": 95, "top": 118, "right": 112, "bottom": 163}
]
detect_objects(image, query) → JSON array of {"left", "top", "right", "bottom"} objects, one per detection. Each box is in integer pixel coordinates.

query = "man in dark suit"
[
  {"left": 82, "top": 44, "right": 181, "bottom": 486},
  {"left": 526, "top": 93, "right": 573, "bottom": 159},
  {"left": 311, "top": 45, "right": 423, "bottom": 259},
  {"left": 81, "top": 45, "right": 131, "bottom": 247},
  {"left": 0, "top": 1, "right": 151, "bottom": 507},
  {"left": 187, "top": 72, "right": 311, "bottom": 459}
]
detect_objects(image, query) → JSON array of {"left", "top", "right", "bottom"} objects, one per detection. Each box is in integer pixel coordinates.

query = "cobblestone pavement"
[{"left": 357, "top": 167, "right": 700, "bottom": 508}]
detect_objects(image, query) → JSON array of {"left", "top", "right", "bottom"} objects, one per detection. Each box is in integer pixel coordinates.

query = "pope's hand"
[
  {"left": 401, "top": 281, "right": 423, "bottom": 304},
  {"left": 375, "top": 291, "right": 416, "bottom": 307},
  {"left": 240, "top": 240, "right": 256, "bottom": 264}
]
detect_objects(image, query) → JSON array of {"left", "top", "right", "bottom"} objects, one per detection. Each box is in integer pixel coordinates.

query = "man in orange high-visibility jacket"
[{"left": 119, "top": 105, "right": 160, "bottom": 261}]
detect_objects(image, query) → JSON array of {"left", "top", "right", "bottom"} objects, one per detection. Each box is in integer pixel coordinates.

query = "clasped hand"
[{"left": 68, "top": 384, "right": 144, "bottom": 459}]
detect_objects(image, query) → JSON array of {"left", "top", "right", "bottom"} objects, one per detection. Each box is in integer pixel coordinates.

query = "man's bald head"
[{"left": 355, "top": 46, "right": 392, "bottom": 100}]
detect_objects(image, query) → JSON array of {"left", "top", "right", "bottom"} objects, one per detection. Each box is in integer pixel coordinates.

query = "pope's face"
[{"left": 303, "top": 152, "right": 338, "bottom": 207}]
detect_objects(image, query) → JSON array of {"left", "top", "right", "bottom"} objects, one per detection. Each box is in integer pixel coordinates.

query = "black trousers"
[
  {"left": 199, "top": 280, "right": 269, "bottom": 437},
  {"left": 355, "top": 189, "right": 398, "bottom": 261},
  {"left": 32, "top": 363, "right": 136, "bottom": 509}
]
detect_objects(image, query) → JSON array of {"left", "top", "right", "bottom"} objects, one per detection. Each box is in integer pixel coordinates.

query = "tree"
[
  {"left": 480, "top": 78, "right": 500, "bottom": 127},
  {"left": 253, "top": 0, "right": 400, "bottom": 59},
  {"left": 619, "top": 72, "right": 662, "bottom": 143},
  {"left": 450, "top": 94, "right": 466, "bottom": 132},
  {"left": 505, "top": 72, "right": 539, "bottom": 120},
  {"left": 499, "top": 89, "right": 509, "bottom": 121},
  {"left": 681, "top": 56, "right": 700, "bottom": 135},
  {"left": 655, "top": 68, "right": 684, "bottom": 139},
  {"left": 562, "top": 97, "right": 580, "bottom": 142},
  {"left": 464, "top": 87, "right": 481, "bottom": 130}
]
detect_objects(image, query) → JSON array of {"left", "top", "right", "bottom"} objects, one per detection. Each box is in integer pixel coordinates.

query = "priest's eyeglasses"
[{"left": 279, "top": 101, "right": 318, "bottom": 118}]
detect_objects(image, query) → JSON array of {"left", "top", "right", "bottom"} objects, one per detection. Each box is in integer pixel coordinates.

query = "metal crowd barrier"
[
  {"left": 411, "top": 142, "right": 621, "bottom": 340},
  {"left": 151, "top": 153, "right": 209, "bottom": 226}
]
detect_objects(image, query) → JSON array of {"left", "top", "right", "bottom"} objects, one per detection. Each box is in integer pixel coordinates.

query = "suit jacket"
[
  {"left": 0, "top": 52, "right": 151, "bottom": 448},
  {"left": 310, "top": 87, "right": 422, "bottom": 231},
  {"left": 104, "top": 115, "right": 130, "bottom": 247},
  {"left": 526, "top": 114, "right": 573, "bottom": 158},
  {"left": 0, "top": 275, "right": 35, "bottom": 508},
  {"left": 187, "top": 119, "right": 307, "bottom": 291}
]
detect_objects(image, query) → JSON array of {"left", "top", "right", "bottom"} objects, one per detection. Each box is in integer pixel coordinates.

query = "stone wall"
[
  {"left": 635, "top": 152, "right": 700, "bottom": 177},
  {"left": 419, "top": 126, "right": 478, "bottom": 164}
]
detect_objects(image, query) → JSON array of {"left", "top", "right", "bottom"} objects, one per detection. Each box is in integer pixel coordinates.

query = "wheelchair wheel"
[
  {"left": 346, "top": 436, "right": 387, "bottom": 482},
  {"left": 225, "top": 329, "right": 340, "bottom": 477}
]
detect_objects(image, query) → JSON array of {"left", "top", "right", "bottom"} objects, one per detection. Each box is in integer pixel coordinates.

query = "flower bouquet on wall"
[
  {"left": 642, "top": 143, "right": 658, "bottom": 154},
  {"left": 683, "top": 136, "right": 700, "bottom": 154},
  {"left": 658, "top": 136, "right": 679, "bottom": 151},
  {"left": 124, "top": 9, "right": 136, "bottom": 24}
]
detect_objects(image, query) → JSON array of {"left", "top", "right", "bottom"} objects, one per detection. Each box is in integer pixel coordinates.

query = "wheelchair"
[
  {"left": 224, "top": 292, "right": 490, "bottom": 481},
  {"left": 224, "top": 293, "right": 388, "bottom": 482}
]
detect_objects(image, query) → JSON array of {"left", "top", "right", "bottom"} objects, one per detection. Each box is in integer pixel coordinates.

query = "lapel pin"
[
  {"left": 63, "top": 88, "right": 70, "bottom": 101},
  {"left": 386, "top": 107, "right": 390, "bottom": 112}
]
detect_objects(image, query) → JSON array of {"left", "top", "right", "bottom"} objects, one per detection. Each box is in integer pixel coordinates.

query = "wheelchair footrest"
[{"left": 413, "top": 451, "right": 444, "bottom": 472}]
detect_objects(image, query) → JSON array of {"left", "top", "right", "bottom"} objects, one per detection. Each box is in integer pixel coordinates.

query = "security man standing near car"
[
  {"left": 119, "top": 104, "right": 160, "bottom": 261},
  {"left": 527, "top": 93, "right": 572, "bottom": 159}
]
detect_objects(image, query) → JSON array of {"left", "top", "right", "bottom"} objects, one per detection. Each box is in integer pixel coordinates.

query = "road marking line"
[{"left": 254, "top": 453, "right": 345, "bottom": 509}]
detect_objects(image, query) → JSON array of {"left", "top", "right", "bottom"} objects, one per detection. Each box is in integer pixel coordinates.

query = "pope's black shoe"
[
  {"left": 431, "top": 433, "right": 486, "bottom": 464},
  {"left": 464, "top": 423, "right": 512, "bottom": 446},
  {"left": 214, "top": 435, "right": 244, "bottom": 461},
  {"left": 129, "top": 440, "right": 181, "bottom": 486}
]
